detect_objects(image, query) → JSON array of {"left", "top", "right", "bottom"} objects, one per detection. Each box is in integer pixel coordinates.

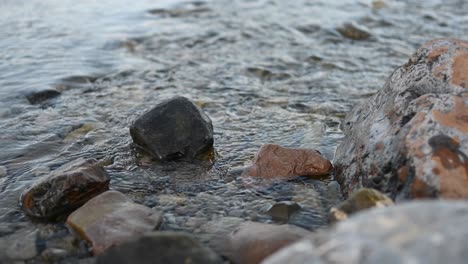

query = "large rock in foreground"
[
  {"left": 21, "top": 158, "right": 109, "bottom": 220},
  {"left": 96, "top": 232, "right": 223, "bottom": 264},
  {"left": 243, "top": 144, "right": 332, "bottom": 179},
  {"left": 224, "top": 222, "right": 310, "bottom": 264},
  {"left": 67, "top": 190, "right": 163, "bottom": 255},
  {"left": 334, "top": 38, "right": 468, "bottom": 199},
  {"left": 129, "top": 96, "right": 214, "bottom": 160},
  {"left": 263, "top": 201, "right": 468, "bottom": 264}
]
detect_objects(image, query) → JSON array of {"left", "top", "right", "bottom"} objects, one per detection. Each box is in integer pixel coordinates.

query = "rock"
[
  {"left": 336, "top": 22, "right": 372, "bottom": 40},
  {"left": 329, "top": 188, "right": 394, "bottom": 222},
  {"left": 129, "top": 96, "right": 214, "bottom": 161},
  {"left": 96, "top": 232, "right": 223, "bottom": 264},
  {"left": 0, "top": 227, "right": 38, "bottom": 262},
  {"left": 334, "top": 38, "right": 468, "bottom": 200},
  {"left": 67, "top": 190, "right": 163, "bottom": 255},
  {"left": 0, "top": 166, "right": 7, "bottom": 177},
  {"left": 21, "top": 158, "right": 110, "bottom": 220},
  {"left": 198, "top": 217, "right": 245, "bottom": 256},
  {"left": 26, "top": 89, "right": 61, "bottom": 104},
  {"left": 243, "top": 144, "right": 332, "bottom": 179},
  {"left": 225, "top": 222, "right": 310, "bottom": 264},
  {"left": 264, "top": 201, "right": 468, "bottom": 264},
  {"left": 266, "top": 201, "right": 302, "bottom": 221},
  {"left": 261, "top": 239, "right": 323, "bottom": 264}
]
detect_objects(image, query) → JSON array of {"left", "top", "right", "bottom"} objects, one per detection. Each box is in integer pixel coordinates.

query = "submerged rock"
[
  {"left": 225, "top": 222, "right": 310, "bottom": 264},
  {"left": 26, "top": 89, "right": 61, "bottom": 104},
  {"left": 266, "top": 201, "right": 302, "bottom": 221},
  {"left": 0, "top": 227, "right": 38, "bottom": 262},
  {"left": 334, "top": 38, "right": 468, "bottom": 199},
  {"left": 21, "top": 158, "right": 110, "bottom": 220},
  {"left": 129, "top": 96, "right": 214, "bottom": 161},
  {"left": 96, "top": 232, "right": 223, "bottom": 264},
  {"left": 265, "top": 201, "right": 468, "bottom": 264},
  {"left": 336, "top": 22, "right": 372, "bottom": 40},
  {"left": 67, "top": 190, "right": 163, "bottom": 255},
  {"left": 329, "top": 188, "right": 393, "bottom": 222},
  {"left": 243, "top": 144, "right": 332, "bottom": 179}
]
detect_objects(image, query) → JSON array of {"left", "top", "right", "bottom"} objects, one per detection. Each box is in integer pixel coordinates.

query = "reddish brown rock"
[
  {"left": 21, "top": 158, "right": 109, "bottom": 220},
  {"left": 225, "top": 222, "right": 310, "bottom": 264},
  {"left": 67, "top": 190, "right": 163, "bottom": 255},
  {"left": 243, "top": 144, "right": 332, "bottom": 179},
  {"left": 334, "top": 38, "right": 468, "bottom": 200}
]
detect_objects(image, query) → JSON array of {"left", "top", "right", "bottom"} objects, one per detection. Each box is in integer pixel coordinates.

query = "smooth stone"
[
  {"left": 21, "top": 158, "right": 110, "bottom": 220},
  {"left": 67, "top": 190, "right": 163, "bottom": 255},
  {"left": 96, "top": 232, "right": 223, "bottom": 264},
  {"left": 243, "top": 144, "right": 332, "bottom": 179},
  {"left": 0, "top": 227, "right": 38, "bottom": 262},
  {"left": 334, "top": 38, "right": 468, "bottom": 199},
  {"left": 266, "top": 201, "right": 302, "bottom": 221},
  {"left": 129, "top": 96, "right": 214, "bottom": 161},
  {"left": 26, "top": 89, "right": 61, "bottom": 104},
  {"left": 226, "top": 222, "right": 310, "bottom": 264},
  {"left": 336, "top": 22, "right": 372, "bottom": 40},
  {"left": 329, "top": 188, "right": 394, "bottom": 222}
]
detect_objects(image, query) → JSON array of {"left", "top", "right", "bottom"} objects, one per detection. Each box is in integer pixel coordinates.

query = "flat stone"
[
  {"left": 329, "top": 188, "right": 394, "bottom": 222},
  {"left": 337, "top": 22, "right": 372, "bottom": 40},
  {"left": 334, "top": 38, "right": 468, "bottom": 199},
  {"left": 67, "top": 190, "right": 163, "bottom": 255},
  {"left": 96, "top": 232, "right": 223, "bottom": 264},
  {"left": 266, "top": 201, "right": 302, "bottom": 221},
  {"left": 129, "top": 96, "right": 214, "bottom": 161},
  {"left": 21, "top": 158, "right": 110, "bottom": 220},
  {"left": 243, "top": 144, "right": 332, "bottom": 179},
  {"left": 226, "top": 222, "right": 310, "bottom": 264}
]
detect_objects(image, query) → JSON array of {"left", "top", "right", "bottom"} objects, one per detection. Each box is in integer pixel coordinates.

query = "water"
[{"left": 0, "top": 0, "right": 466, "bottom": 261}]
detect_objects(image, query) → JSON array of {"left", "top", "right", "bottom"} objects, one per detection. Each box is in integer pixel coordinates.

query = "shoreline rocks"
[
  {"left": 243, "top": 144, "right": 333, "bottom": 179},
  {"left": 129, "top": 96, "right": 214, "bottom": 161},
  {"left": 21, "top": 158, "right": 110, "bottom": 220},
  {"left": 334, "top": 38, "right": 468, "bottom": 200},
  {"left": 67, "top": 190, "right": 163, "bottom": 255}
]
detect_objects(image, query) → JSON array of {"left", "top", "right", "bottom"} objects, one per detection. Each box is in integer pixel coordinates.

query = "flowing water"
[{"left": 0, "top": 0, "right": 466, "bottom": 262}]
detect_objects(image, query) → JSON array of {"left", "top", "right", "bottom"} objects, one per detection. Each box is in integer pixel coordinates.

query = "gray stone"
[
  {"left": 96, "top": 232, "right": 223, "bottom": 264},
  {"left": 334, "top": 38, "right": 468, "bottom": 200},
  {"left": 336, "top": 22, "right": 372, "bottom": 40},
  {"left": 0, "top": 227, "right": 38, "bottom": 262},
  {"left": 261, "top": 239, "right": 323, "bottom": 264},
  {"left": 21, "top": 158, "right": 110, "bottom": 220},
  {"left": 266, "top": 201, "right": 302, "bottom": 221},
  {"left": 129, "top": 96, "right": 214, "bottom": 161}
]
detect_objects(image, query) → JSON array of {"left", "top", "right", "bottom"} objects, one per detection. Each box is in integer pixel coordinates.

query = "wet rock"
[
  {"left": 334, "top": 38, "right": 468, "bottom": 200},
  {"left": 21, "top": 158, "right": 110, "bottom": 220},
  {"left": 266, "top": 201, "right": 302, "bottom": 221},
  {"left": 225, "top": 222, "right": 310, "bottom": 264},
  {"left": 243, "top": 144, "right": 332, "bottom": 179},
  {"left": 67, "top": 190, "right": 163, "bottom": 255},
  {"left": 336, "top": 22, "right": 372, "bottom": 40},
  {"left": 96, "top": 232, "right": 223, "bottom": 264},
  {"left": 329, "top": 188, "right": 393, "bottom": 222},
  {"left": 0, "top": 227, "right": 38, "bottom": 262},
  {"left": 26, "top": 89, "right": 61, "bottom": 104},
  {"left": 129, "top": 96, "right": 214, "bottom": 161}
]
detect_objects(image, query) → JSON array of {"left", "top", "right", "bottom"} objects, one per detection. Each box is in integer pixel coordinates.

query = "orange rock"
[
  {"left": 67, "top": 190, "right": 163, "bottom": 255},
  {"left": 243, "top": 144, "right": 332, "bottom": 179}
]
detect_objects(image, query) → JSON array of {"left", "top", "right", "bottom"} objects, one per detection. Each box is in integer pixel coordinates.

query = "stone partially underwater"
[{"left": 334, "top": 38, "right": 468, "bottom": 200}]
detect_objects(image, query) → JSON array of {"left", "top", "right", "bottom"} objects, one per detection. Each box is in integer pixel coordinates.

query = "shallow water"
[{"left": 0, "top": 0, "right": 466, "bottom": 262}]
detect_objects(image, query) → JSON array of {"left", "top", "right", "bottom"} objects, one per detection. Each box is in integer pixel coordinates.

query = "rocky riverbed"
[{"left": 0, "top": 0, "right": 467, "bottom": 263}]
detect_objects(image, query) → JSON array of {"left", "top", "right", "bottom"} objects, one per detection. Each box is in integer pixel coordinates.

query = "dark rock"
[
  {"left": 329, "top": 188, "right": 393, "bottom": 222},
  {"left": 336, "top": 22, "right": 372, "bottom": 40},
  {"left": 243, "top": 144, "right": 332, "bottom": 179},
  {"left": 67, "top": 190, "right": 163, "bottom": 255},
  {"left": 96, "top": 232, "right": 223, "bottom": 264},
  {"left": 266, "top": 201, "right": 302, "bottom": 221},
  {"left": 21, "top": 158, "right": 110, "bottom": 220},
  {"left": 334, "top": 38, "right": 468, "bottom": 200},
  {"left": 266, "top": 201, "right": 468, "bottom": 264},
  {"left": 26, "top": 89, "right": 61, "bottom": 104},
  {"left": 225, "top": 222, "right": 310, "bottom": 264},
  {"left": 129, "top": 96, "right": 214, "bottom": 161}
]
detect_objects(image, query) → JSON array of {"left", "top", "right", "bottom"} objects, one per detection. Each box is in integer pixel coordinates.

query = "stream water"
[{"left": 0, "top": 0, "right": 466, "bottom": 262}]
